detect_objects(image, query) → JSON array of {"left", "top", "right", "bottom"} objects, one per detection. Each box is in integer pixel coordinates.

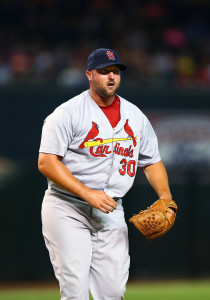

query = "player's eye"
[
  {"left": 97, "top": 70, "right": 107, "bottom": 75},
  {"left": 113, "top": 69, "right": 120, "bottom": 74},
  {"left": 97, "top": 69, "right": 120, "bottom": 75}
]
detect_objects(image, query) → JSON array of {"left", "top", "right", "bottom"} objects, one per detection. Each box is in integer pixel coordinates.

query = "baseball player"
[{"left": 38, "top": 48, "right": 172, "bottom": 300}]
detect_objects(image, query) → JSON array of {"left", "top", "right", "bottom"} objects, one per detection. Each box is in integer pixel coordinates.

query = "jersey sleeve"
[
  {"left": 39, "top": 108, "right": 73, "bottom": 157},
  {"left": 138, "top": 115, "right": 161, "bottom": 167}
]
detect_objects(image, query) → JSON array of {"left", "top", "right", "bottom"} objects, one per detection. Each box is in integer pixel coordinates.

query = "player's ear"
[{"left": 86, "top": 70, "right": 92, "bottom": 81}]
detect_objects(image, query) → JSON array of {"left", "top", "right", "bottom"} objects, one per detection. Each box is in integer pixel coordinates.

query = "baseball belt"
[{"left": 50, "top": 187, "right": 120, "bottom": 201}]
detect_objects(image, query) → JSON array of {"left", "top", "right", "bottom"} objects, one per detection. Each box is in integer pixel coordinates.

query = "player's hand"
[{"left": 82, "top": 190, "right": 117, "bottom": 214}]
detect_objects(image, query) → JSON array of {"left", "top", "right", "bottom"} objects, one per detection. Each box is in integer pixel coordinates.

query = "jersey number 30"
[{"left": 119, "top": 159, "right": 136, "bottom": 177}]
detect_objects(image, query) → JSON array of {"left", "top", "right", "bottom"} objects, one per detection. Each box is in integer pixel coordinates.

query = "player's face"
[{"left": 87, "top": 65, "right": 121, "bottom": 99}]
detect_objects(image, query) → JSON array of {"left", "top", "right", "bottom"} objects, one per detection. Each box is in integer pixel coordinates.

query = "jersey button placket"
[{"left": 106, "top": 130, "right": 115, "bottom": 186}]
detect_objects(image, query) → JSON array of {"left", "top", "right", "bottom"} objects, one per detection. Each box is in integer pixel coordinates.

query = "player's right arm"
[{"left": 38, "top": 153, "right": 117, "bottom": 213}]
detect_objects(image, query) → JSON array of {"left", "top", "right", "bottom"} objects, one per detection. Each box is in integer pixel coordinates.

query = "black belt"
[
  {"left": 113, "top": 197, "right": 120, "bottom": 201},
  {"left": 50, "top": 188, "right": 120, "bottom": 201}
]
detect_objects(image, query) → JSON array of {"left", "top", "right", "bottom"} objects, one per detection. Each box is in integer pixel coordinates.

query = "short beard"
[{"left": 93, "top": 82, "right": 120, "bottom": 99}]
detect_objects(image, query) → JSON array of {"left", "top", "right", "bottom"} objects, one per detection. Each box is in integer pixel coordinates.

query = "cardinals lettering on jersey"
[{"left": 79, "top": 119, "right": 137, "bottom": 158}]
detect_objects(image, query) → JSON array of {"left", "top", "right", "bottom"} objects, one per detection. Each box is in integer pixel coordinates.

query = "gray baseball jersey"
[{"left": 39, "top": 89, "right": 161, "bottom": 199}]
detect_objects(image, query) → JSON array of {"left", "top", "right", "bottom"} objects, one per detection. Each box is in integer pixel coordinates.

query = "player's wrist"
[
  {"left": 158, "top": 193, "right": 172, "bottom": 200},
  {"left": 78, "top": 186, "right": 93, "bottom": 201}
]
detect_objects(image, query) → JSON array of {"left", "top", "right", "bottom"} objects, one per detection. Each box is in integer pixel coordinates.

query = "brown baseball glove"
[{"left": 129, "top": 199, "right": 177, "bottom": 240}]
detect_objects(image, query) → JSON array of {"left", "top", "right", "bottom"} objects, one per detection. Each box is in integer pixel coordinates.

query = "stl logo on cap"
[{"left": 106, "top": 50, "right": 115, "bottom": 60}]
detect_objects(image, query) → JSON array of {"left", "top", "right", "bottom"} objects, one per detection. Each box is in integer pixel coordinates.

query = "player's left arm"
[{"left": 143, "top": 160, "right": 172, "bottom": 200}]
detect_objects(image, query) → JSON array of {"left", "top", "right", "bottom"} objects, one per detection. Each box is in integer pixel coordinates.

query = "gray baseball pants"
[{"left": 41, "top": 189, "right": 130, "bottom": 300}]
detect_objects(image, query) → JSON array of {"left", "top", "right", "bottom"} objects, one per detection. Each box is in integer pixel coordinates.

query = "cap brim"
[{"left": 94, "top": 62, "right": 127, "bottom": 71}]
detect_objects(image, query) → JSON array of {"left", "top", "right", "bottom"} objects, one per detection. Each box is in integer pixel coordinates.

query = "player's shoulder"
[
  {"left": 44, "top": 90, "right": 87, "bottom": 123},
  {"left": 118, "top": 95, "right": 150, "bottom": 129},
  {"left": 49, "top": 90, "right": 88, "bottom": 117},
  {"left": 57, "top": 90, "right": 87, "bottom": 112},
  {"left": 118, "top": 95, "right": 145, "bottom": 117}
]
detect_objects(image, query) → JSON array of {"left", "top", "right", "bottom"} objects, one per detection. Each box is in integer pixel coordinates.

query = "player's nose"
[{"left": 108, "top": 71, "right": 114, "bottom": 79}]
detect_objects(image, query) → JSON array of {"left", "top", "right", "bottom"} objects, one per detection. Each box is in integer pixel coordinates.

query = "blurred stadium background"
[{"left": 0, "top": 0, "right": 210, "bottom": 293}]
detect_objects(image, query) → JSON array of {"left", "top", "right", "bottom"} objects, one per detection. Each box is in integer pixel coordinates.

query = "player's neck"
[{"left": 89, "top": 89, "right": 115, "bottom": 107}]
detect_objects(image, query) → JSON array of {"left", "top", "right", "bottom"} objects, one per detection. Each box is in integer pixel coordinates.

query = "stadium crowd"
[{"left": 0, "top": 0, "right": 210, "bottom": 87}]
